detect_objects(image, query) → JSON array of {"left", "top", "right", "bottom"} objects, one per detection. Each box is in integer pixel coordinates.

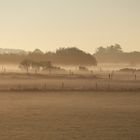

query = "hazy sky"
[{"left": 0, "top": 0, "right": 140, "bottom": 53}]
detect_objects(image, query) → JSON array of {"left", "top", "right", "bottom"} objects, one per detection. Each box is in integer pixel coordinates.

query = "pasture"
[{"left": 0, "top": 91, "right": 140, "bottom": 140}]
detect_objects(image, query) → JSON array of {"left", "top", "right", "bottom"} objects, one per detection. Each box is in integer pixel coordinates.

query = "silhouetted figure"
[
  {"left": 109, "top": 74, "right": 111, "bottom": 79},
  {"left": 135, "top": 74, "right": 137, "bottom": 80}
]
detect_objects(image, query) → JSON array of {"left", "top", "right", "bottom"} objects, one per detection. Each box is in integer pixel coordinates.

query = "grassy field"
[
  {"left": 0, "top": 72, "right": 140, "bottom": 91},
  {"left": 0, "top": 91, "right": 140, "bottom": 140}
]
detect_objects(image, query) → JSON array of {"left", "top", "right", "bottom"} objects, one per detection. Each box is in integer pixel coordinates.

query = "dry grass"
[
  {"left": 0, "top": 72, "right": 139, "bottom": 91},
  {"left": 0, "top": 91, "right": 140, "bottom": 140}
]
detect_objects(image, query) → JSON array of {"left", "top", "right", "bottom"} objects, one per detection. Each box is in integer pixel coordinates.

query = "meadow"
[
  {"left": 0, "top": 64, "right": 139, "bottom": 140},
  {"left": 0, "top": 91, "right": 140, "bottom": 140},
  {"left": 0, "top": 70, "right": 139, "bottom": 92}
]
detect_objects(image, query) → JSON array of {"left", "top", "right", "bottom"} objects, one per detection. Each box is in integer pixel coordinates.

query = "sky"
[{"left": 0, "top": 0, "right": 140, "bottom": 53}]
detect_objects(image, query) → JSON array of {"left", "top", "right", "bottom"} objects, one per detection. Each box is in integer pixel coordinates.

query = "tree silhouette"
[
  {"left": 96, "top": 44, "right": 122, "bottom": 54},
  {"left": 19, "top": 59, "right": 32, "bottom": 73}
]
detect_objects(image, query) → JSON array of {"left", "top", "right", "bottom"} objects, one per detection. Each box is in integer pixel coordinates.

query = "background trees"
[
  {"left": 24, "top": 47, "right": 97, "bottom": 66},
  {"left": 1, "top": 47, "right": 97, "bottom": 66},
  {"left": 54, "top": 47, "right": 97, "bottom": 66},
  {"left": 96, "top": 44, "right": 123, "bottom": 54},
  {"left": 19, "top": 59, "right": 54, "bottom": 73},
  {"left": 19, "top": 59, "right": 32, "bottom": 73},
  {"left": 2, "top": 45, "right": 140, "bottom": 64}
]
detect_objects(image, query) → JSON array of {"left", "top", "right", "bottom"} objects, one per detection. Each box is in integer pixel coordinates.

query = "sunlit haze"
[{"left": 0, "top": 0, "right": 140, "bottom": 53}]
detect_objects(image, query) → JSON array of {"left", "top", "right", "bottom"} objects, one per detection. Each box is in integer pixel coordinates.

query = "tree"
[
  {"left": 39, "top": 61, "right": 52, "bottom": 70},
  {"left": 114, "top": 44, "right": 122, "bottom": 52},
  {"left": 31, "top": 61, "right": 40, "bottom": 73},
  {"left": 19, "top": 59, "right": 32, "bottom": 73},
  {"left": 56, "top": 47, "right": 97, "bottom": 66},
  {"left": 96, "top": 46, "right": 106, "bottom": 54},
  {"left": 96, "top": 44, "right": 123, "bottom": 54},
  {"left": 106, "top": 44, "right": 122, "bottom": 53},
  {"left": 19, "top": 59, "right": 54, "bottom": 73},
  {"left": 32, "top": 49, "right": 44, "bottom": 55}
]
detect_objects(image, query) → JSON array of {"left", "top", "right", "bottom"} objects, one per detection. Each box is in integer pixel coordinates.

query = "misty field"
[
  {"left": 0, "top": 91, "right": 140, "bottom": 140},
  {"left": 0, "top": 70, "right": 140, "bottom": 92}
]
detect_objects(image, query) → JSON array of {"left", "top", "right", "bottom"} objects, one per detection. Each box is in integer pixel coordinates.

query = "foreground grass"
[{"left": 0, "top": 91, "right": 140, "bottom": 140}]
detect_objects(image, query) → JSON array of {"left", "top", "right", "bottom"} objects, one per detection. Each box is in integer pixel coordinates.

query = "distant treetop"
[
  {"left": 96, "top": 44, "right": 123, "bottom": 54},
  {"left": 32, "top": 49, "right": 44, "bottom": 55}
]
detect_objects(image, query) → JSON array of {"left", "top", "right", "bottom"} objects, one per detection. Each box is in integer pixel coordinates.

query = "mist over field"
[
  {"left": 0, "top": 46, "right": 139, "bottom": 140},
  {"left": 1, "top": 0, "right": 140, "bottom": 139}
]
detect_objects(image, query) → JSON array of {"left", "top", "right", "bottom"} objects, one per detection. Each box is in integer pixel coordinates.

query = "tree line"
[
  {"left": 19, "top": 59, "right": 63, "bottom": 73},
  {"left": 94, "top": 44, "right": 140, "bottom": 64},
  {"left": 0, "top": 47, "right": 97, "bottom": 66},
  {"left": 0, "top": 45, "right": 140, "bottom": 65}
]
